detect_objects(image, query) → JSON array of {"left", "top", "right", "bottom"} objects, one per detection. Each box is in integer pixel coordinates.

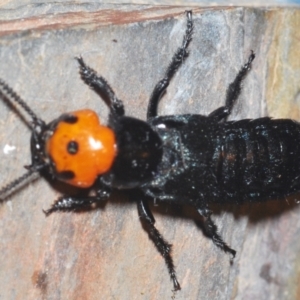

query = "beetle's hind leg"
[
  {"left": 137, "top": 198, "right": 181, "bottom": 291},
  {"left": 208, "top": 51, "right": 255, "bottom": 121},
  {"left": 147, "top": 11, "right": 193, "bottom": 120},
  {"left": 198, "top": 207, "right": 236, "bottom": 258}
]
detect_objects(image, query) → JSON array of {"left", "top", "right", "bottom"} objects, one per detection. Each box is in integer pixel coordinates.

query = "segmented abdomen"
[{"left": 214, "top": 117, "right": 300, "bottom": 201}]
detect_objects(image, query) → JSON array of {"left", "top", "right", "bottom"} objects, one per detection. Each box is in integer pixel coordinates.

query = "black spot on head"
[
  {"left": 62, "top": 114, "right": 78, "bottom": 124},
  {"left": 56, "top": 170, "right": 75, "bottom": 180},
  {"left": 67, "top": 141, "right": 79, "bottom": 154}
]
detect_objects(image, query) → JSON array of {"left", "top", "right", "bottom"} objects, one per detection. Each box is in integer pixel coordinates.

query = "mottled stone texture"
[{"left": 0, "top": 4, "right": 299, "bottom": 300}]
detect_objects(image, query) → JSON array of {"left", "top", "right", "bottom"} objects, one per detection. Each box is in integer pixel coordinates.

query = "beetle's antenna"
[
  {"left": 0, "top": 168, "right": 39, "bottom": 200},
  {"left": 0, "top": 79, "right": 42, "bottom": 124},
  {"left": 0, "top": 79, "right": 46, "bottom": 199}
]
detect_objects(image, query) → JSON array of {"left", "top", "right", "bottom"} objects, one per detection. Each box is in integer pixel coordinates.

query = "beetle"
[{"left": 0, "top": 10, "right": 299, "bottom": 291}]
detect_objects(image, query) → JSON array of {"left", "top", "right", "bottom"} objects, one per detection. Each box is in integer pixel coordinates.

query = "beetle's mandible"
[{"left": 0, "top": 11, "right": 299, "bottom": 291}]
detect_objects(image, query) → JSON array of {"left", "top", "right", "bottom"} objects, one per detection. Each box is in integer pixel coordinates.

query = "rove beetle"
[{"left": 0, "top": 11, "right": 299, "bottom": 291}]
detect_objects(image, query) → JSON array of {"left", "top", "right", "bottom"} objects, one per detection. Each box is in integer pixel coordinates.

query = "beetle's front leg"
[
  {"left": 137, "top": 197, "right": 181, "bottom": 291},
  {"left": 43, "top": 179, "right": 111, "bottom": 216},
  {"left": 76, "top": 56, "right": 125, "bottom": 117}
]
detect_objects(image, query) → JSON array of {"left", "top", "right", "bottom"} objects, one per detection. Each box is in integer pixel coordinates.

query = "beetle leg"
[
  {"left": 76, "top": 56, "right": 125, "bottom": 117},
  {"left": 197, "top": 207, "right": 236, "bottom": 258},
  {"left": 43, "top": 179, "right": 111, "bottom": 216},
  {"left": 43, "top": 196, "right": 98, "bottom": 216},
  {"left": 208, "top": 51, "right": 255, "bottom": 121},
  {"left": 137, "top": 198, "right": 181, "bottom": 291},
  {"left": 147, "top": 10, "right": 194, "bottom": 120}
]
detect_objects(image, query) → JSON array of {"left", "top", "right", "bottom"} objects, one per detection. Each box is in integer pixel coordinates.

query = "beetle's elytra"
[{"left": 0, "top": 11, "right": 299, "bottom": 291}]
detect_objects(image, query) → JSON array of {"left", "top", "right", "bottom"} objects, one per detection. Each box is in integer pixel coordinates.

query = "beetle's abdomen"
[{"left": 214, "top": 118, "right": 300, "bottom": 200}]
